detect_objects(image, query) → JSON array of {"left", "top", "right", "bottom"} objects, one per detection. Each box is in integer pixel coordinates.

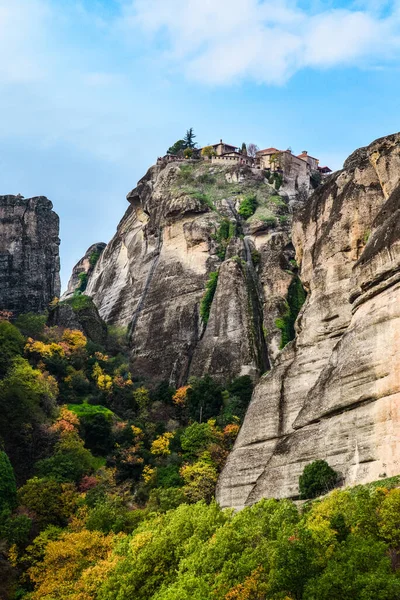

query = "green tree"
[
  {"left": 35, "top": 433, "right": 94, "bottom": 483},
  {"left": 0, "top": 320, "right": 24, "bottom": 377},
  {"left": 18, "top": 477, "right": 77, "bottom": 527},
  {"left": 180, "top": 422, "right": 216, "bottom": 458},
  {"left": 201, "top": 145, "right": 216, "bottom": 159},
  {"left": 167, "top": 139, "right": 186, "bottom": 155},
  {"left": 81, "top": 412, "right": 113, "bottom": 456},
  {"left": 303, "top": 535, "right": 400, "bottom": 600},
  {"left": 97, "top": 502, "right": 227, "bottom": 600},
  {"left": 0, "top": 450, "right": 17, "bottom": 512},
  {"left": 183, "top": 128, "right": 197, "bottom": 149},
  {"left": 0, "top": 358, "right": 58, "bottom": 482},
  {"left": 378, "top": 488, "right": 400, "bottom": 567},
  {"left": 15, "top": 312, "right": 47, "bottom": 339},
  {"left": 180, "top": 459, "right": 218, "bottom": 503},
  {"left": 299, "top": 460, "right": 338, "bottom": 499},
  {"left": 186, "top": 375, "right": 224, "bottom": 422}
]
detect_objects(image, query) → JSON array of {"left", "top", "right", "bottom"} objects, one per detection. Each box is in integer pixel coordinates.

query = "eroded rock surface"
[
  {"left": 0, "top": 195, "right": 60, "bottom": 314},
  {"left": 217, "top": 132, "right": 400, "bottom": 509},
  {"left": 79, "top": 162, "right": 295, "bottom": 385}
]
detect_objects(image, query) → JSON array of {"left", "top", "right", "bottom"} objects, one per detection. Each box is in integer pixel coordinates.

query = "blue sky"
[{"left": 1, "top": 0, "right": 400, "bottom": 289}]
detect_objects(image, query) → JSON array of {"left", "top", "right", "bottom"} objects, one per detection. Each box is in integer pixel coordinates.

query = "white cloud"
[{"left": 122, "top": 0, "right": 400, "bottom": 84}]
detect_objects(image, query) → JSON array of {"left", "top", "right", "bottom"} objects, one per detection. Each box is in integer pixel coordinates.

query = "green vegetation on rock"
[
  {"left": 299, "top": 459, "right": 339, "bottom": 499},
  {"left": 77, "top": 272, "right": 88, "bottom": 293},
  {"left": 200, "top": 271, "right": 219, "bottom": 323},
  {"left": 214, "top": 218, "right": 236, "bottom": 260},
  {"left": 276, "top": 275, "right": 307, "bottom": 349},
  {"left": 238, "top": 194, "right": 258, "bottom": 218},
  {"left": 63, "top": 294, "right": 93, "bottom": 311}
]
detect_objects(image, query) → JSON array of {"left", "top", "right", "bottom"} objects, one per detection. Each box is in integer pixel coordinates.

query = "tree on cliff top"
[
  {"left": 247, "top": 143, "right": 259, "bottom": 158},
  {"left": 183, "top": 128, "right": 197, "bottom": 149},
  {"left": 167, "top": 129, "right": 197, "bottom": 155},
  {"left": 167, "top": 140, "right": 186, "bottom": 156}
]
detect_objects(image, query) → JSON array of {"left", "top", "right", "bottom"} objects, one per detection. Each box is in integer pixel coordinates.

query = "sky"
[{"left": 1, "top": 0, "right": 400, "bottom": 289}]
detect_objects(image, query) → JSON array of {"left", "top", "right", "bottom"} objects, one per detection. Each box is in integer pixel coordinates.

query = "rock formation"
[
  {"left": 217, "top": 132, "right": 400, "bottom": 509},
  {"left": 0, "top": 195, "right": 60, "bottom": 315},
  {"left": 48, "top": 297, "right": 108, "bottom": 346},
  {"left": 76, "top": 162, "right": 295, "bottom": 385},
  {"left": 62, "top": 242, "right": 106, "bottom": 299}
]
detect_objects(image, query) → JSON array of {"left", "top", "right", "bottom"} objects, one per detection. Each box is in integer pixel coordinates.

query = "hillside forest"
[{"left": 1, "top": 302, "right": 400, "bottom": 599}]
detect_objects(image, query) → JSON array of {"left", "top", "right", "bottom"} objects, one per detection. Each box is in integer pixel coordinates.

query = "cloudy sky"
[{"left": 2, "top": 0, "right": 400, "bottom": 288}]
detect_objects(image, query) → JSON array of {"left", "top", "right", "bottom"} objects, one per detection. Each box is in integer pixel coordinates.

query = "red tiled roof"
[{"left": 257, "top": 147, "right": 279, "bottom": 155}]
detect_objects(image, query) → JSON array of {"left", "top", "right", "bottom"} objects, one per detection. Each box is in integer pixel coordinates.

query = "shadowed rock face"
[
  {"left": 77, "top": 161, "right": 295, "bottom": 386},
  {"left": 217, "top": 132, "right": 400, "bottom": 510},
  {"left": 0, "top": 195, "right": 60, "bottom": 315}
]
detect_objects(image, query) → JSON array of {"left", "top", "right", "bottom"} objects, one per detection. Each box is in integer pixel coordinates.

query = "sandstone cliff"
[
  {"left": 0, "top": 195, "right": 60, "bottom": 315},
  {"left": 217, "top": 133, "right": 400, "bottom": 509},
  {"left": 63, "top": 242, "right": 106, "bottom": 299},
  {"left": 77, "top": 162, "right": 296, "bottom": 385}
]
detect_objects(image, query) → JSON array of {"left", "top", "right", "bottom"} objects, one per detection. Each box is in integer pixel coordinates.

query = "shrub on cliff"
[
  {"left": 238, "top": 194, "right": 258, "bottom": 219},
  {"left": 299, "top": 460, "right": 338, "bottom": 499},
  {"left": 200, "top": 271, "right": 219, "bottom": 323}
]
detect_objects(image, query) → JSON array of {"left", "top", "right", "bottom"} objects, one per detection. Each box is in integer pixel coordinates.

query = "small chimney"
[{"left": 302, "top": 150, "right": 308, "bottom": 155}]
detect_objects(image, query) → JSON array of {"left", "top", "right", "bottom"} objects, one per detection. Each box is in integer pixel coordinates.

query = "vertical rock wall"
[
  {"left": 217, "top": 133, "right": 400, "bottom": 509},
  {"left": 0, "top": 195, "right": 60, "bottom": 314},
  {"left": 80, "top": 162, "right": 295, "bottom": 386}
]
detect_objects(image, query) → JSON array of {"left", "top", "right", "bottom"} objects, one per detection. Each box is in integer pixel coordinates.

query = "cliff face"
[
  {"left": 0, "top": 195, "right": 60, "bottom": 315},
  {"left": 82, "top": 162, "right": 295, "bottom": 385},
  {"left": 217, "top": 133, "right": 400, "bottom": 509},
  {"left": 62, "top": 242, "right": 106, "bottom": 299}
]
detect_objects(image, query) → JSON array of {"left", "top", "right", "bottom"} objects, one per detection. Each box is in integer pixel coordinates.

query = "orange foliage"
[
  {"left": 51, "top": 406, "right": 80, "bottom": 434},
  {"left": 224, "top": 567, "right": 266, "bottom": 600},
  {"left": 173, "top": 385, "right": 191, "bottom": 406},
  {"left": 223, "top": 423, "right": 240, "bottom": 442}
]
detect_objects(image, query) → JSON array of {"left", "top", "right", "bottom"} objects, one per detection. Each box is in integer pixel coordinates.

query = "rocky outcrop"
[
  {"left": 48, "top": 297, "right": 108, "bottom": 346},
  {"left": 78, "top": 162, "right": 294, "bottom": 385},
  {"left": 62, "top": 242, "right": 106, "bottom": 299},
  {"left": 0, "top": 195, "right": 60, "bottom": 315},
  {"left": 217, "top": 133, "right": 400, "bottom": 509}
]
